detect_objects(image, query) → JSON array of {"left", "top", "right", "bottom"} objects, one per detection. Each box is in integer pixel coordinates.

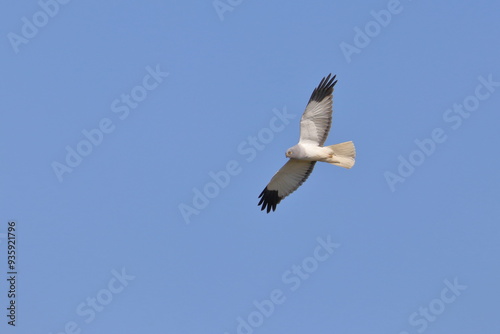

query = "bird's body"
[
  {"left": 258, "top": 74, "right": 355, "bottom": 213},
  {"left": 286, "top": 143, "right": 333, "bottom": 161}
]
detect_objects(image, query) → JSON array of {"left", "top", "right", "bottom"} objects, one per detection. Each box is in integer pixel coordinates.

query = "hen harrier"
[{"left": 258, "top": 74, "right": 355, "bottom": 213}]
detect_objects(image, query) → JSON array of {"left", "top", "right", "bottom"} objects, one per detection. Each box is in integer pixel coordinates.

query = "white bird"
[{"left": 258, "top": 74, "right": 355, "bottom": 213}]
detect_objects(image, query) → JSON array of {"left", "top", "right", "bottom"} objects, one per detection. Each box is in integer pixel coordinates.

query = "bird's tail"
[{"left": 325, "top": 141, "right": 356, "bottom": 169}]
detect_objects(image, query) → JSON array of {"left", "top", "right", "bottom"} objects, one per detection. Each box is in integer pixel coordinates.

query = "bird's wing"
[
  {"left": 298, "top": 74, "right": 337, "bottom": 146},
  {"left": 258, "top": 159, "right": 316, "bottom": 213}
]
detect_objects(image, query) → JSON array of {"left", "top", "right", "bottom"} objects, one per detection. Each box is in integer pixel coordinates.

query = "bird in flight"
[{"left": 258, "top": 74, "right": 355, "bottom": 213}]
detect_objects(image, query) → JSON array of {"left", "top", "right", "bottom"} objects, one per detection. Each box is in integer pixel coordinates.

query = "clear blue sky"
[{"left": 1, "top": 0, "right": 499, "bottom": 333}]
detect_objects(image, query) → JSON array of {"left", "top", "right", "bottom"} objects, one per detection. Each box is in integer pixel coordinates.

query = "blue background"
[{"left": 1, "top": 0, "right": 499, "bottom": 333}]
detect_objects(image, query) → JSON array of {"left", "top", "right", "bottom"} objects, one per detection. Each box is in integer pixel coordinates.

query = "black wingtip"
[
  {"left": 258, "top": 188, "right": 281, "bottom": 213},
  {"left": 309, "top": 74, "right": 337, "bottom": 103}
]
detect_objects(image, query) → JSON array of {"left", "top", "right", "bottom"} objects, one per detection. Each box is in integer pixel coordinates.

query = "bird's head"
[{"left": 285, "top": 146, "right": 296, "bottom": 158}]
